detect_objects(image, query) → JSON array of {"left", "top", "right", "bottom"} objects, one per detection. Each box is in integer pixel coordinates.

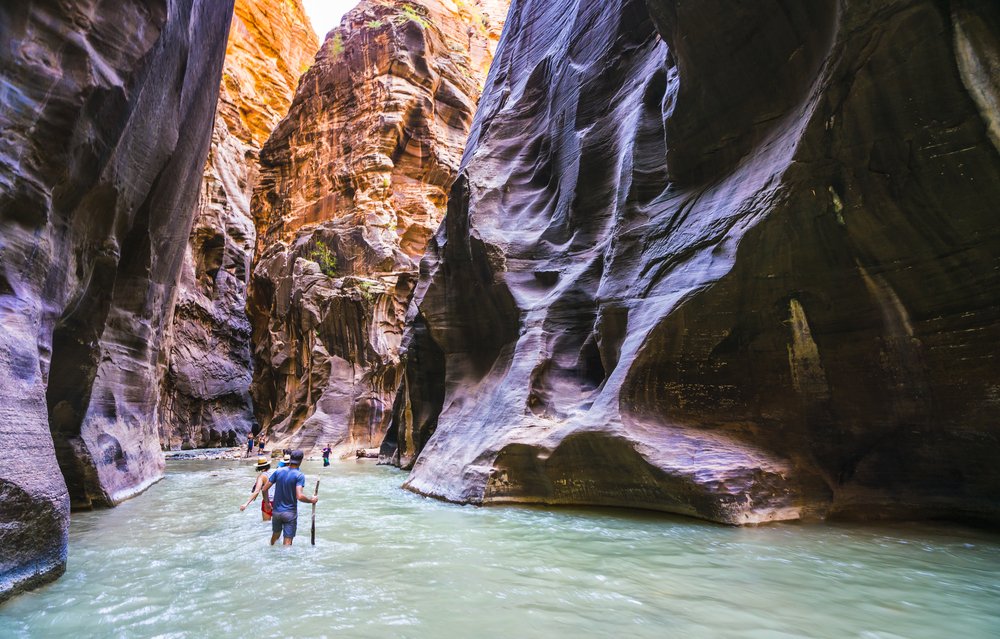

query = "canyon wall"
[
  {"left": 384, "top": 0, "right": 1000, "bottom": 524},
  {"left": 0, "top": 0, "right": 233, "bottom": 600},
  {"left": 158, "top": 0, "right": 317, "bottom": 450},
  {"left": 249, "top": 0, "right": 509, "bottom": 457}
]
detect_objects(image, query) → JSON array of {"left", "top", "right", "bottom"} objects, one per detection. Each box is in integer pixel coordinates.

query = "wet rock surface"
[
  {"left": 159, "top": 0, "right": 318, "bottom": 451},
  {"left": 249, "top": 0, "right": 508, "bottom": 458},
  {"left": 386, "top": 0, "right": 1000, "bottom": 524},
  {"left": 164, "top": 447, "right": 247, "bottom": 461},
  {"left": 0, "top": 0, "right": 233, "bottom": 599}
]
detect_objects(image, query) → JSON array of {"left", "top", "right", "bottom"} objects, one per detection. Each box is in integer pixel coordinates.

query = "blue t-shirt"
[{"left": 269, "top": 467, "right": 305, "bottom": 514}]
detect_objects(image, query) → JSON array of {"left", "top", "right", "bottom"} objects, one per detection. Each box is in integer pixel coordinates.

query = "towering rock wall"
[
  {"left": 0, "top": 0, "right": 234, "bottom": 600},
  {"left": 249, "top": 0, "right": 509, "bottom": 457},
  {"left": 385, "top": 0, "right": 1000, "bottom": 525},
  {"left": 159, "top": 0, "right": 318, "bottom": 450}
]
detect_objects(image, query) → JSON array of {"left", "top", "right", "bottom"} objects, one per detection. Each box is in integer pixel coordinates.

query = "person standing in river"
[
  {"left": 245, "top": 434, "right": 255, "bottom": 458},
  {"left": 322, "top": 444, "right": 331, "bottom": 467},
  {"left": 240, "top": 456, "right": 273, "bottom": 521},
  {"left": 254, "top": 450, "right": 317, "bottom": 546}
]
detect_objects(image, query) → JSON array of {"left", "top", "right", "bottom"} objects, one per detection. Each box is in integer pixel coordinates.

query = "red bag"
[{"left": 262, "top": 498, "right": 273, "bottom": 520}]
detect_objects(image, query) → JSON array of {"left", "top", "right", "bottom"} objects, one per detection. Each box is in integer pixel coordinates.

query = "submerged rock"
[
  {"left": 249, "top": 0, "right": 509, "bottom": 458},
  {"left": 159, "top": 0, "right": 318, "bottom": 451},
  {"left": 0, "top": 0, "right": 233, "bottom": 600},
  {"left": 385, "top": 0, "right": 1000, "bottom": 524}
]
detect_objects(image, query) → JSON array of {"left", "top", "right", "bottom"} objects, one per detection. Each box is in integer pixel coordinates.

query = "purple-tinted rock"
[
  {"left": 0, "top": 0, "right": 233, "bottom": 600},
  {"left": 385, "top": 0, "right": 1000, "bottom": 524}
]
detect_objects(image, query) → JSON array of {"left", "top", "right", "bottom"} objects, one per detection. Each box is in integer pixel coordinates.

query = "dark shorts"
[{"left": 272, "top": 510, "right": 297, "bottom": 538}]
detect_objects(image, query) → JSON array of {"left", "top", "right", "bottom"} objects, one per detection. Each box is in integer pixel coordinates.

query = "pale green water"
[{"left": 2, "top": 461, "right": 999, "bottom": 639}]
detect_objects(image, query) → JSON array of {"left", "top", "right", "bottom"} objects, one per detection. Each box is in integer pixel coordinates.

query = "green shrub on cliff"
[
  {"left": 395, "top": 4, "right": 429, "bottom": 29},
  {"left": 310, "top": 241, "right": 338, "bottom": 278}
]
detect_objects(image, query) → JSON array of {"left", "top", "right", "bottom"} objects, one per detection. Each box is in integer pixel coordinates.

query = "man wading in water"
[{"left": 251, "top": 450, "right": 317, "bottom": 545}]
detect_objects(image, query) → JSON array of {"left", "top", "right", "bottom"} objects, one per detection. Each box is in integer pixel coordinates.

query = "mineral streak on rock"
[
  {"left": 159, "top": 0, "right": 318, "bottom": 451},
  {"left": 0, "top": 0, "right": 233, "bottom": 600},
  {"left": 249, "top": 0, "right": 509, "bottom": 458},
  {"left": 385, "top": 0, "right": 1000, "bottom": 524}
]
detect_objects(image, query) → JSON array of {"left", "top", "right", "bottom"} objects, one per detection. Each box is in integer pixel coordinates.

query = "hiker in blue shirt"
[{"left": 256, "top": 450, "right": 318, "bottom": 545}]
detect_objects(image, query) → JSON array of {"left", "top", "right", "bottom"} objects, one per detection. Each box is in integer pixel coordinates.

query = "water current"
[{"left": 2, "top": 460, "right": 998, "bottom": 638}]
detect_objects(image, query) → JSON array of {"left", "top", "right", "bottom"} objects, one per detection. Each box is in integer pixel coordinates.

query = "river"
[{"left": 1, "top": 460, "right": 998, "bottom": 638}]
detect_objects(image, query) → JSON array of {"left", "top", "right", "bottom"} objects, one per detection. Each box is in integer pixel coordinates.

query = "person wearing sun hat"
[{"left": 240, "top": 456, "right": 273, "bottom": 521}]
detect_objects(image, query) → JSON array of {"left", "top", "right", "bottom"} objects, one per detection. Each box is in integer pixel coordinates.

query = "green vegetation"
[
  {"left": 357, "top": 280, "right": 378, "bottom": 305},
  {"left": 330, "top": 33, "right": 344, "bottom": 59},
  {"left": 394, "top": 4, "right": 430, "bottom": 29},
  {"left": 366, "top": 19, "right": 384, "bottom": 29},
  {"left": 310, "top": 240, "right": 338, "bottom": 278}
]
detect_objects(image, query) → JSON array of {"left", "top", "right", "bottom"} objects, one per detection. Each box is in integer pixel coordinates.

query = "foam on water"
[{"left": 2, "top": 461, "right": 998, "bottom": 638}]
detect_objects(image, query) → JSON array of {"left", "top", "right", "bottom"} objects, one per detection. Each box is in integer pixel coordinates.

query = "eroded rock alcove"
[{"left": 382, "top": 0, "right": 1000, "bottom": 525}]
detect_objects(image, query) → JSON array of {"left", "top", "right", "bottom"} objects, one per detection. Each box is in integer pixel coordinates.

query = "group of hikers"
[
  {"left": 239, "top": 439, "right": 335, "bottom": 545},
  {"left": 245, "top": 433, "right": 268, "bottom": 457}
]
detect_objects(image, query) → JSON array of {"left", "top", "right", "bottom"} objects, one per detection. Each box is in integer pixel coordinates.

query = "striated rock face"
[
  {"left": 0, "top": 0, "right": 233, "bottom": 600},
  {"left": 159, "top": 0, "right": 318, "bottom": 450},
  {"left": 385, "top": 0, "right": 1000, "bottom": 524},
  {"left": 249, "top": 0, "right": 508, "bottom": 457}
]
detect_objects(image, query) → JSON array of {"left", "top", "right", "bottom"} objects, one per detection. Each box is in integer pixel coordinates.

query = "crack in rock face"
[{"left": 384, "top": 0, "right": 1000, "bottom": 525}]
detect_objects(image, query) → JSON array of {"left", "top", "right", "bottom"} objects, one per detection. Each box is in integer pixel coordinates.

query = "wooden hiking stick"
[{"left": 311, "top": 479, "right": 320, "bottom": 546}]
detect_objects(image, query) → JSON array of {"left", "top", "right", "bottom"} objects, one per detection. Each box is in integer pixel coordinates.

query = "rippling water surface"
[{"left": 2, "top": 460, "right": 999, "bottom": 638}]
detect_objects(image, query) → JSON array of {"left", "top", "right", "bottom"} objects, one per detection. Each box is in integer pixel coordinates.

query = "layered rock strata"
[
  {"left": 0, "top": 0, "right": 233, "bottom": 600},
  {"left": 384, "top": 0, "right": 1000, "bottom": 524},
  {"left": 249, "top": 0, "right": 508, "bottom": 457},
  {"left": 159, "top": 0, "right": 317, "bottom": 450}
]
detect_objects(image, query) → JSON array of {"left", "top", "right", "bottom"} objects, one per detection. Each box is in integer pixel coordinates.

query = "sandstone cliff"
[
  {"left": 384, "top": 0, "right": 1000, "bottom": 525},
  {"left": 0, "top": 0, "right": 233, "bottom": 600},
  {"left": 249, "top": 0, "right": 509, "bottom": 457},
  {"left": 159, "top": 0, "right": 318, "bottom": 450}
]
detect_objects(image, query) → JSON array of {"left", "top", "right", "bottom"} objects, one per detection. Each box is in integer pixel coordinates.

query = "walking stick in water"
[{"left": 311, "top": 479, "right": 320, "bottom": 546}]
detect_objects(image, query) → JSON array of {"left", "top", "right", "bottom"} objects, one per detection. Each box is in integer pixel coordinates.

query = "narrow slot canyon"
[{"left": 1, "top": 0, "right": 999, "bottom": 635}]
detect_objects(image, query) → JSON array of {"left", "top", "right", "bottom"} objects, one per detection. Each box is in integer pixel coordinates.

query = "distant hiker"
[
  {"left": 322, "top": 445, "right": 332, "bottom": 467},
  {"left": 257, "top": 450, "right": 317, "bottom": 546},
  {"left": 240, "top": 456, "right": 273, "bottom": 521},
  {"left": 246, "top": 435, "right": 255, "bottom": 458},
  {"left": 257, "top": 434, "right": 266, "bottom": 454}
]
